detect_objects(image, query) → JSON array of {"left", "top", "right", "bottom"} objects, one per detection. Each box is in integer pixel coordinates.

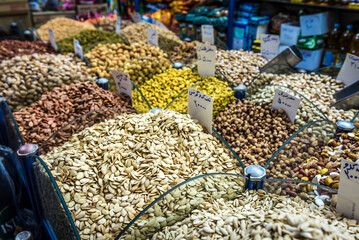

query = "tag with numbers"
[
  {"left": 272, "top": 88, "right": 301, "bottom": 124},
  {"left": 196, "top": 42, "right": 216, "bottom": 77},
  {"left": 201, "top": 25, "right": 214, "bottom": 45},
  {"left": 260, "top": 34, "right": 280, "bottom": 60},
  {"left": 337, "top": 53, "right": 359, "bottom": 86},
  {"left": 48, "top": 28, "right": 57, "bottom": 51},
  {"left": 147, "top": 28, "right": 158, "bottom": 47},
  {"left": 336, "top": 160, "right": 359, "bottom": 221},
  {"left": 115, "top": 17, "right": 121, "bottom": 34},
  {"left": 111, "top": 70, "right": 132, "bottom": 99},
  {"left": 188, "top": 87, "right": 213, "bottom": 133},
  {"left": 73, "top": 39, "right": 83, "bottom": 60},
  {"left": 153, "top": 19, "right": 167, "bottom": 29}
]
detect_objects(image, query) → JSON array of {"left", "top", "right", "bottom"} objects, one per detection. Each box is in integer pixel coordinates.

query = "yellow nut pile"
[
  {"left": 133, "top": 68, "right": 233, "bottom": 114},
  {"left": 37, "top": 18, "right": 96, "bottom": 42},
  {"left": 86, "top": 42, "right": 169, "bottom": 78}
]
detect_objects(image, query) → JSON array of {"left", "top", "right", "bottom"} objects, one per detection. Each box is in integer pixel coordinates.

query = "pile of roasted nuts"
[
  {"left": 133, "top": 68, "right": 233, "bottom": 114},
  {"left": 167, "top": 41, "right": 197, "bottom": 64},
  {"left": 97, "top": 18, "right": 134, "bottom": 32},
  {"left": 43, "top": 110, "right": 241, "bottom": 239},
  {"left": 0, "top": 40, "right": 56, "bottom": 62},
  {"left": 0, "top": 53, "right": 96, "bottom": 111},
  {"left": 213, "top": 99, "right": 298, "bottom": 166},
  {"left": 14, "top": 82, "right": 134, "bottom": 153},
  {"left": 86, "top": 42, "right": 169, "bottom": 78}
]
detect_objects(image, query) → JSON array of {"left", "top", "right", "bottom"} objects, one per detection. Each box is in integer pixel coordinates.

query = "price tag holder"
[
  {"left": 111, "top": 70, "right": 132, "bottom": 99},
  {"left": 147, "top": 28, "right": 158, "bottom": 47},
  {"left": 260, "top": 34, "right": 279, "bottom": 60},
  {"left": 201, "top": 25, "right": 214, "bottom": 45},
  {"left": 196, "top": 43, "right": 216, "bottom": 77},
  {"left": 115, "top": 17, "right": 121, "bottom": 34},
  {"left": 336, "top": 160, "right": 359, "bottom": 220},
  {"left": 336, "top": 53, "right": 359, "bottom": 86},
  {"left": 73, "top": 39, "right": 83, "bottom": 60},
  {"left": 188, "top": 87, "right": 213, "bottom": 133},
  {"left": 130, "top": 12, "right": 142, "bottom": 23},
  {"left": 153, "top": 19, "right": 167, "bottom": 29},
  {"left": 48, "top": 28, "right": 57, "bottom": 51},
  {"left": 272, "top": 88, "right": 301, "bottom": 124}
]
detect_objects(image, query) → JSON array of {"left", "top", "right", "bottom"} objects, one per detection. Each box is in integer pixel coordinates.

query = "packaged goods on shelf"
[
  {"left": 13, "top": 82, "right": 134, "bottom": 153},
  {"left": 133, "top": 68, "right": 233, "bottom": 114},
  {"left": 58, "top": 29, "right": 128, "bottom": 54},
  {"left": 37, "top": 18, "right": 96, "bottom": 42},
  {"left": 0, "top": 40, "right": 56, "bottom": 63},
  {"left": 0, "top": 53, "right": 96, "bottom": 111},
  {"left": 42, "top": 110, "right": 242, "bottom": 239}
]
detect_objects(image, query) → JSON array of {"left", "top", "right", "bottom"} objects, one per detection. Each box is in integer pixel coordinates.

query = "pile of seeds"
[
  {"left": 43, "top": 110, "right": 241, "bottom": 240},
  {"left": 213, "top": 99, "right": 298, "bottom": 166},
  {"left": 97, "top": 18, "right": 134, "bottom": 32},
  {"left": 0, "top": 40, "right": 56, "bottom": 62},
  {"left": 0, "top": 53, "right": 96, "bottom": 111},
  {"left": 167, "top": 41, "right": 197, "bottom": 64},
  {"left": 216, "top": 49, "right": 268, "bottom": 87},
  {"left": 86, "top": 42, "right": 169, "bottom": 78},
  {"left": 14, "top": 82, "right": 134, "bottom": 153},
  {"left": 133, "top": 68, "right": 233, "bottom": 114}
]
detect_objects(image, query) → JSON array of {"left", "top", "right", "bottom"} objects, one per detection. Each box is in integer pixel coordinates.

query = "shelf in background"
[{"left": 258, "top": 0, "right": 359, "bottom": 12}]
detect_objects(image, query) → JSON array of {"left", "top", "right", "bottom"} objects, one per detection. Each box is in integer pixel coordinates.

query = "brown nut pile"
[
  {"left": 122, "top": 22, "right": 183, "bottom": 52},
  {"left": 216, "top": 49, "right": 268, "bottom": 87},
  {"left": 98, "top": 18, "right": 134, "bottom": 32},
  {"left": 0, "top": 53, "right": 96, "bottom": 111},
  {"left": 14, "top": 82, "right": 134, "bottom": 153},
  {"left": 0, "top": 40, "right": 56, "bottom": 63},
  {"left": 213, "top": 99, "right": 298, "bottom": 166},
  {"left": 86, "top": 42, "right": 169, "bottom": 79},
  {"left": 167, "top": 41, "right": 197, "bottom": 64}
]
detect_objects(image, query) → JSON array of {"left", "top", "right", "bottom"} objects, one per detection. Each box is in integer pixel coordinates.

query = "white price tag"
[
  {"left": 73, "top": 39, "right": 83, "bottom": 60},
  {"left": 232, "top": 38, "right": 243, "bottom": 50},
  {"left": 153, "top": 19, "right": 167, "bottom": 29},
  {"left": 336, "top": 53, "right": 359, "bottom": 86},
  {"left": 272, "top": 88, "right": 301, "bottom": 124},
  {"left": 201, "top": 25, "right": 214, "bottom": 45},
  {"left": 337, "top": 160, "right": 359, "bottom": 220},
  {"left": 111, "top": 70, "right": 132, "bottom": 99},
  {"left": 48, "top": 28, "right": 57, "bottom": 51},
  {"left": 196, "top": 43, "right": 216, "bottom": 77},
  {"left": 260, "top": 34, "right": 280, "bottom": 60},
  {"left": 130, "top": 12, "right": 142, "bottom": 23},
  {"left": 188, "top": 87, "right": 213, "bottom": 133},
  {"left": 147, "top": 28, "right": 158, "bottom": 47},
  {"left": 115, "top": 17, "right": 121, "bottom": 34}
]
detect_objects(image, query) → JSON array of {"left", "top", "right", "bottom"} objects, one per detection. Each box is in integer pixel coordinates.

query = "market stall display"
[
  {"left": 167, "top": 41, "right": 197, "bottom": 64},
  {"left": 97, "top": 18, "right": 134, "bottom": 32},
  {"left": 0, "top": 53, "right": 96, "bottom": 111}
]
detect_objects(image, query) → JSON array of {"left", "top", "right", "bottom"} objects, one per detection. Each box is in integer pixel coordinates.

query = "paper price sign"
[
  {"left": 48, "top": 28, "right": 57, "bottom": 51},
  {"left": 115, "top": 17, "right": 121, "bottom": 34},
  {"left": 188, "top": 87, "right": 213, "bottom": 133},
  {"left": 153, "top": 19, "right": 167, "bottom": 29},
  {"left": 196, "top": 43, "right": 216, "bottom": 77},
  {"left": 147, "top": 28, "right": 158, "bottom": 47},
  {"left": 260, "top": 34, "right": 280, "bottom": 60},
  {"left": 272, "top": 89, "right": 301, "bottom": 124},
  {"left": 337, "top": 160, "right": 359, "bottom": 220},
  {"left": 73, "top": 39, "right": 83, "bottom": 60},
  {"left": 130, "top": 12, "right": 142, "bottom": 23},
  {"left": 201, "top": 25, "right": 214, "bottom": 45},
  {"left": 111, "top": 70, "right": 132, "bottom": 99},
  {"left": 337, "top": 53, "right": 359, "bottom": 86}
]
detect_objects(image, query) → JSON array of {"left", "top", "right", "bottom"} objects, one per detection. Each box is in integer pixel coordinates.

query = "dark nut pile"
[
  {"left": 0, "top": 40, "right": 56, "bottom": 63},
  {"left": 213, "top": 99, "right": 298, "bottom": 166},
  {"left": 14, "top": 82, "right": 134, "bottom": 153},
  {"left": 167, "top": 41, "right": 197, "bottom": 64},
  {"left": 0, "top": 53, "right": 96, "bottom": 111}
]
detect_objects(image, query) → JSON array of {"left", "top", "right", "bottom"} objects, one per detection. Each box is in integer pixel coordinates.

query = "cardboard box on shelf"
[
  {"left": 280, "top": 24, "right": 301, "bottom": 46},
  {"left": 295, "top": 48, "right": 324, "bottom": 71},
  {"left": 300, "top": 12, "right": 330, "bottom": 37}
]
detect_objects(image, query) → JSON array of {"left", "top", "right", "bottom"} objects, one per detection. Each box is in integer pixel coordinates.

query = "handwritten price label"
[
  {"left": 188, "top": 87, "right": 213, "bottom": 133},
  {"left": 337, "top": 160, "right": 359, "bottom": 220},
  {"left": 48, "top": 28, "right": 57, "bottom": 51},
  {"left": 130, "top": 12, "right": 142, "bottom": 23},
  {"left": 196, "top": 42, "right": 216, "bottom": 77},
  {"left": 260, "top": 34, "right": 279, "bottom": 60},
  {"left": 201, "top": 25, "right": 214, "bottom": 45},
  {"left": 73, "top": 39, "right": 83, "bottom": 60},
  {"left": 111, "top": 70, "right": 132, "bottom": 99},
  {"left": 115, "top": 17, "right": 121, "bottom": 34},
  {"left": 337, "top": 53, "right": 359, "bottom": 86},
  {"left": 272, "top": 89, "right": 301, "bottom": 124},
  {"left": 153, "top": 19, "right": 167, "bottom": 29},
  {"left": 147, "top": 28, "right": 158, "bottom": 47}
]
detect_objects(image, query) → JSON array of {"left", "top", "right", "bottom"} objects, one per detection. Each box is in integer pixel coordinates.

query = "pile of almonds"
[
  {"left": 213, "top": 99, "right": 298, "bottom": 166},
  {"left": 14, "top": 82, "right": 134, "bottom": 153}
]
